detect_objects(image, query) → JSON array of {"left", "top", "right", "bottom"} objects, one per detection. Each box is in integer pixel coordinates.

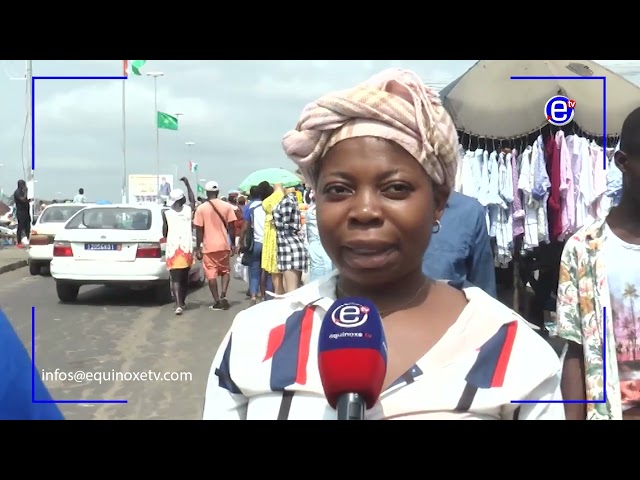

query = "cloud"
[
  {"left": 2, "top": 59, "right": 638, "bottom": 202},
  {"left": 37, "top": 80, "right": 215, "bottom": 136},
  {"left": 31, "top": 80, "right": 217, "bottom": 175}
]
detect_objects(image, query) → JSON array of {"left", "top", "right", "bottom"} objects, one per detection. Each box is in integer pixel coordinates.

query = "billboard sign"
[{"left": 128, "top": 174, "right": 174, "bottom": 204}]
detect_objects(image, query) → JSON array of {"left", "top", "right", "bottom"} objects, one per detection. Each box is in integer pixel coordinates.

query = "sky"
[{"left": 1, "top": 60, "right": 639, "bottom": 202}]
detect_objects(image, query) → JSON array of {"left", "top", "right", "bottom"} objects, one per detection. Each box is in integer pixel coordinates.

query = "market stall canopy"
[{"left": 439, "top": 60, "right": 640, "bottom": 139}]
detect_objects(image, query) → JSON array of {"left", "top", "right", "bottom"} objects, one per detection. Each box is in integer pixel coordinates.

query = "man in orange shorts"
[{"left": 194, "top": 181, "right": 239, "bottom": 310}]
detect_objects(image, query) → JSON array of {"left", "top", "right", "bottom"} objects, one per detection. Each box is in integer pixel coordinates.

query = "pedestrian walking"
[
  {"left": 239, "top": 183, "right": 269, "bottom": 305},
  {"left": 13, "top": 180, "right": 30, "bottom": 247},
  {"left": 194, "top": 181, "right": 238, "bottom": 310},
  {"left": 163, "top": 177, "right": 196, "bottom": 315},
  {"left": 273, "top": 187, "right": 308, "bottom": 292}
]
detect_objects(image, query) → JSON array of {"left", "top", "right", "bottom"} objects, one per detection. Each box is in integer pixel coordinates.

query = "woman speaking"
[{"left": 202, "top": 69, "right": 564, "bottom": 420}]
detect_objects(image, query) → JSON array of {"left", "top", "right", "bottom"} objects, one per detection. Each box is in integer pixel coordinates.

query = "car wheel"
[
  {"left": 56, "top": 282, "right": 79, "bottom": 303},
  {"left": 154, "top": 282, "right": 173, "bottom": 305},
  {"left": 29, "top": 262, "right": 41, "bottom": 276}
]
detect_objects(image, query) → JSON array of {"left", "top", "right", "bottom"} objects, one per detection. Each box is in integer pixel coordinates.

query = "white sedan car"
[
  {"left": 28, "top": 203, "right": 90, "bottom": 275},
  {"left": 50, "top": 203, "right": 204, "bottom": 304}
]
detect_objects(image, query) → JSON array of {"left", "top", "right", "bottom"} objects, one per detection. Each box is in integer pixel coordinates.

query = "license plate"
[{"left": 85, "top": 243, "right": 121, "bottom": 251}]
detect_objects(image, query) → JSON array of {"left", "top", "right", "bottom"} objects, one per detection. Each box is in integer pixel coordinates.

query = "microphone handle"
[{"left": 336, "top": 393, "right": 366, "bottom": 420}]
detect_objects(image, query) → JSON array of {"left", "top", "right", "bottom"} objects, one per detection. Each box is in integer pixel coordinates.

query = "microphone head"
[{"left": 317, "top": 297, "right": 387, "bottom": 409}]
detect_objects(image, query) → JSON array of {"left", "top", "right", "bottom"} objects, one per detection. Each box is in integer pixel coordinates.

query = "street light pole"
[
  {"left": 146, "top": 71, "right": 164, "bottom": 201},
  {"left": 8, "top": 61, "right": 30, "bottom": 184},
  {"left": 174, "top": 113, "right": 184, "bottom": 186},
  {"left": 122, "top": 60, "right": 128, "bottom": 204},
  {"left": 26, "top": 60, "right": 34, "bottom": 219},
  {"left": 185, "top": 141, "right": 196, "bottom": 191}
]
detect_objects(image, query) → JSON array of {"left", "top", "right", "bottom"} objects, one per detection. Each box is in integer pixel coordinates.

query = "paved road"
[
  {"left": 0, "top": 246, "right": 28, "bottom": 274},
  {"left": 0, "top": 267, "right": 249, "bottom": 420}
]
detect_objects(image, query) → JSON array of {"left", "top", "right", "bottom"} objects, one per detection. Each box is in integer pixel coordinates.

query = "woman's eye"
[
  {"left": 383, "top": 183, "right": 412, "bottom": 194},
  {"left": 324, "top": 185, "right": 351, "bottom": 195}
]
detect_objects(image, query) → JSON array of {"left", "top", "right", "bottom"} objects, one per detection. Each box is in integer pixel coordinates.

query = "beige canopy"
[{"left": 439, "top": 60, "right": 640, "bottom": 139}]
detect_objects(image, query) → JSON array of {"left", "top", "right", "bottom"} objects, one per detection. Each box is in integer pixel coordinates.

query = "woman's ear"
[
  {"left": 615, "top": 150, "right": 628, "bottom": 172},
  {"left": 433, "top": 186, "right": 450, "bottom": 223}
]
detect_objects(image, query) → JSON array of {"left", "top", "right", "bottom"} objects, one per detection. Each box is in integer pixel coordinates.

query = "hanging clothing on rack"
[
  {"left": 454, "top": 144, "right": 465, "bottom": 193},
  {"left": 545, "top": 133, "right": 562, "bottom": 242},
  {"left": 494, "top": 151, "right": 514, "bottom": 267},
  {"left": 511, "top": 148, "right": 525, "bottom": 238},
  {"left": 517, "top": 145, "right": 538, "bottom": 250},
  {"left": 532, "top": 135, "right": 551, "bottom": 245},
  {"left": 556, "top": 131, "right": 574, "bottom": 241},
  {"left": 606, "top": 140, "right": 622, "bottom": 209},
  {"left": 454, "top": 131, "right": 614, "bottom": 267}
]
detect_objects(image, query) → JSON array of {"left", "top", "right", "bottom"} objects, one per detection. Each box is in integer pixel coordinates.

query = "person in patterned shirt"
[{"left": 552, "top": 107, "right": 640, "bottom": 420}]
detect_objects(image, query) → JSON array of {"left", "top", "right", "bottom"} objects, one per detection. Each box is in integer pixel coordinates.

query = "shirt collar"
[{"left": 279, "top": 271, "right": 338, "bottom": 312}]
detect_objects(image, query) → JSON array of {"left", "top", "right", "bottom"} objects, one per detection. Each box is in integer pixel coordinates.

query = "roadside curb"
[{"left": 0, "top": 259, "right": 28, "bottom": 275}]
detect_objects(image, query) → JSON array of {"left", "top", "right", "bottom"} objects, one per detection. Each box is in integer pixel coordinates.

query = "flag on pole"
[
  {"left": 157, "top": 112, "right": 178, "bottom": 130},
  {"left": 189, "top": 161, "right": 198, "bottom": 173},
  {"left": 123, "top": 60, "right": 129, "bottom": 77},
  {"left": 197, "top": 184, "right": 206, "bottom": 196},
  {"left": 130, "top": 60, "right": 147, "bottom": 76}
]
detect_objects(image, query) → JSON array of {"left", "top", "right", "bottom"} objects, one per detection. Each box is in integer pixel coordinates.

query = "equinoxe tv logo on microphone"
[
  {"left": 545, "top": 95, "right": 576, "bottom": 127},
  {"left": 331, "top": 303, "right": 370, "bottom": 329}
]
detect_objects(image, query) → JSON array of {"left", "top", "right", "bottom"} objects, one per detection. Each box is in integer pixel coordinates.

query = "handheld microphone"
[{"left": 317, "top": 297, "right": 387, "bottom": 420}]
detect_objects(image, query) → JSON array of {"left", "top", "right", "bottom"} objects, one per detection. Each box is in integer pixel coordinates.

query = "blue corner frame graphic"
[
  {"left": 30, "top": 72, "right": 610, "bottom": 407},
  {"left": 509, "top": 74, "right": 608, "bottom": 406},
  {"left": 31, "top": 73, "right": 129, "bottom": 404}
]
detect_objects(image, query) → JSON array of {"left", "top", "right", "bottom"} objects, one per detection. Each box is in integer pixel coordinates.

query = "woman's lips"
[{"left": 341, "top": 245, "right": 398, "bottom": 270}]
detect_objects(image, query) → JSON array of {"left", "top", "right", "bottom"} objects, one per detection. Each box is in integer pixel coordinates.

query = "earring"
[{"left": 432, "top": 220, "right": 441, "bottom": 234}]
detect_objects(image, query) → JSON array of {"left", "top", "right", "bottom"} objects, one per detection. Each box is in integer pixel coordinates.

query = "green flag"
[
  {"left": 157, "top": 111, "right": 178, "bottom": 130},
  {"left": 131, "top": 60, "right": 147, "bottom": 76},
  {"left": 197, "top": 184, "right": 206, "bottom": 196}
]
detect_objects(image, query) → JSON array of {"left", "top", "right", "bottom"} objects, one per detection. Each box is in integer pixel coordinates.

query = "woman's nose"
[{"left": 348, "top": 190, "right": 383, "bottom": 225}]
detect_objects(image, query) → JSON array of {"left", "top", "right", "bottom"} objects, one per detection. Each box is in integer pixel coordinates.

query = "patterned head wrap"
[{"left": 281, "top": 68, "right": 459, "bottom": 191}]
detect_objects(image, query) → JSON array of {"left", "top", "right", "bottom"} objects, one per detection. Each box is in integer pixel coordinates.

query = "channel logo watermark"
[{"left": 545, "top": 95, "right": 576, "bottom": 127}]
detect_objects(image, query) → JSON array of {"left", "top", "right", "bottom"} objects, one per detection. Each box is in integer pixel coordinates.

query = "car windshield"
[
  {"left": 39, "top": 205, "right": 85, "bottom": 224},
  {"left": 65, "top": 208, "right": 153, "bottom": 230}
]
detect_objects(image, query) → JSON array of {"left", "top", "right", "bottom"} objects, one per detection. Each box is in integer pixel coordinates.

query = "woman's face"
[{"left": 315, "top": 137, "right": 447, "bottom": 287}]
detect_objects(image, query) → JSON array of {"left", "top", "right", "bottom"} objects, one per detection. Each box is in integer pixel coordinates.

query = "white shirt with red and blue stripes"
[{"left": 203, "top": 272, "right": 564, "bottom": 420}]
